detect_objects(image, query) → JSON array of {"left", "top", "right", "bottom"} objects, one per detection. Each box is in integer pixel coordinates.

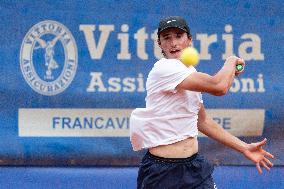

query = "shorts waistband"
[{"left": 146, "top": 150, "right": 198, "bottom": 163}]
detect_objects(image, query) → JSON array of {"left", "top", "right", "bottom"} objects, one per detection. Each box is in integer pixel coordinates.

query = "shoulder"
[
  {"left": 151, "top": 58, "right": 195, "bottom": 76},
  {"left": 154, "top": 58, "right": 184, "bottom": 68}
]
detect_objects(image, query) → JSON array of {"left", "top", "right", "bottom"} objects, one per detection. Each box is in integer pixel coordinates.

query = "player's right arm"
[{"left": 177, "top": 56, "right": 245, "bottom": 96}]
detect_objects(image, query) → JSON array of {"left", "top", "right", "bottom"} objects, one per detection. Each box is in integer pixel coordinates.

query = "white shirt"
[{"left": 129, "top": 58, "right": 203, "bottom": 151}]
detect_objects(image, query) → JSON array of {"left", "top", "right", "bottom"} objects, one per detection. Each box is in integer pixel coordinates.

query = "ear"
[
  {"left": 188, "top": 36, "right": 193, "bottom": 46},
  {"left": 157, "top": 39, "right": 161, "bottom": 46}
]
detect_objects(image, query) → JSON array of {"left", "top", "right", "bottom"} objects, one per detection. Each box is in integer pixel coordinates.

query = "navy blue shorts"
[{"left": 137, "top": 151, "right": 215, "bottom": 189}]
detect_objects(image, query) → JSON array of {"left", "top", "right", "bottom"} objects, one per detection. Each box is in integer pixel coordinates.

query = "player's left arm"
[{"left": 197, "top": 103, "right": 274, "bottom": 173}]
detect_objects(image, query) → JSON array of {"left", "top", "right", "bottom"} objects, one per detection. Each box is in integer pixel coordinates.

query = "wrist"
[{"left": 239, "top": 142, "right": 249, "bottom": 154}]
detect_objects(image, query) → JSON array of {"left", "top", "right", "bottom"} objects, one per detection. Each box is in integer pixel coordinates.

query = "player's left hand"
[{"left": 242, "top": 138, "right": 274, "bottom": 174}]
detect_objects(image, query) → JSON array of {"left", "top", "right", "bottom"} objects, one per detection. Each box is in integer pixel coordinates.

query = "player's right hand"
[{"left": 235, "top": 58, "right": 245, "bottom": 76}]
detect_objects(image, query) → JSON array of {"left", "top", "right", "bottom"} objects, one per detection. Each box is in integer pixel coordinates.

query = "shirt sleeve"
[{"left": 149, "top": 59, "right": 196, "bottom": 93}]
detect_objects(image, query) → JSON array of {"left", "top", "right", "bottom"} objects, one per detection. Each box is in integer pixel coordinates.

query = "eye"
[
  {"left": 176, "top": 33, "right": 183, "bottom": 38},
  {"left": 162, "top": 35, "right": 170, "bottom": 40}
]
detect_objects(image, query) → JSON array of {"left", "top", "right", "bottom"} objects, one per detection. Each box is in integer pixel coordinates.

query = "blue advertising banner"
[{"left": 0, "top": 0, "right": 283, "bottom": 165}]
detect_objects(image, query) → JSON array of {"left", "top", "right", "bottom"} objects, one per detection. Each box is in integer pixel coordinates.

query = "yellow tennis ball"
[{"left": 180, "top": 47, "right": 199, "bottom": 66}]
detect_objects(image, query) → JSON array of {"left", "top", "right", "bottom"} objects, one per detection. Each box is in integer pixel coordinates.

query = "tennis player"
[{"left": 130, "top": 16, "right": 274, "bottom": 189}]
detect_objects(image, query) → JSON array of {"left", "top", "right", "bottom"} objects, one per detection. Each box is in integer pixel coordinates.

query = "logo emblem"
[{"left": 20, "top": 20, "right": 78, "bottom": 96}]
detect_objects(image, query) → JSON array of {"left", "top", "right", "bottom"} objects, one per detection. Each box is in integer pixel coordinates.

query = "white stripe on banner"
[
  {"left": 199, "top": 109, "right": 265, "bottom": 137},
  {"left": 18, "top": 109, "right": 265, "bottom": 137}
]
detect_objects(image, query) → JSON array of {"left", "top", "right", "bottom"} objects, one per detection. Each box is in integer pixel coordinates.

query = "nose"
[{"left": 169, "top": 38, "right": 177, "bottom": 47}]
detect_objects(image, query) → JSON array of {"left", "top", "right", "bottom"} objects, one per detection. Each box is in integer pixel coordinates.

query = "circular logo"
[{"left": 20, "top": 20, "right": 78, "bottom": 96}]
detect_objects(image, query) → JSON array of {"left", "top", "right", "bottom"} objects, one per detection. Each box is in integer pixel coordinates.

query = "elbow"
[
  {"left": 197, "top": 118, "right": 210, "bottom": 133},
  {"left": 209, "top": 76, "right": 229, "bottom": 96},
  {"left": 213, "top": 83, "right": 229, "bottom": 96}
]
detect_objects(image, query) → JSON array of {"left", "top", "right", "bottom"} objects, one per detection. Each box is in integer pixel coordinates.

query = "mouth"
[{"left": 169, "top": 49, "right": 181, "bottom": 56}]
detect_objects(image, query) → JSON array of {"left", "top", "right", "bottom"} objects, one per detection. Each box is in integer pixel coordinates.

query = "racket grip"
[{"left": 236, "top": 64, "right": 244, "bottom": 71}]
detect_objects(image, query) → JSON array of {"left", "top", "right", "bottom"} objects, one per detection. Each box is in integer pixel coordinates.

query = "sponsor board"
[
  {"left": 0, "top": 1, "right": 282, "bottom": 165},
  {"left": 19, "top": 109, "right": 264, "bottom": 137},
  {"left": 199, "top": 109, "right": 265, "bottom": 137}
]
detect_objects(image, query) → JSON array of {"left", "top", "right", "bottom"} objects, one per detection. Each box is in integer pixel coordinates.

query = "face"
[{"left": 158, "top": 28, "right": 192, "bottom": 59}]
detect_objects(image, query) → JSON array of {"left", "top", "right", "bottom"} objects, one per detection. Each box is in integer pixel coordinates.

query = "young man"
[{"left": 130, "top": 16, "right": 274, "bottom": 189}]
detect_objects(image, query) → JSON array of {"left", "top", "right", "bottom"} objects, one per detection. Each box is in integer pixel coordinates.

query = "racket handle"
[{"left": 236, "top": 64, "right": 244, "bottom": 71}]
